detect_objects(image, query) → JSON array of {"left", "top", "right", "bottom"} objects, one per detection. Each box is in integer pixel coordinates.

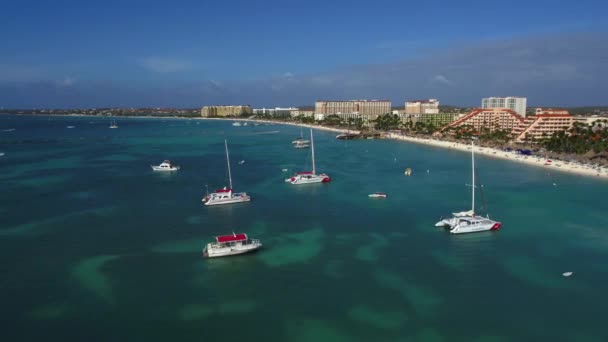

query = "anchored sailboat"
[
  {"left": 435, "top": 140, "right": 501, "bottom": 234},
  {"left": 292, "top": 127, "right": 310, "bottom": 148},
  {"left": 202, "top": 140, "right": 251, "bottom": 205},
  {"left": 285, "top": 129, "right": 331, "bottom": 184}
]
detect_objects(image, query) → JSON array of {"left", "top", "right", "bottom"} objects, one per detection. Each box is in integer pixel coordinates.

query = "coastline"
[
  {"left": 4, "top": 113, "right": 607, "bottom": 179},
  {"left": 201, "top": 117, "right": 608, "bottom": 180},
  {"left": 385, "top": 133, "right": 608, "bottom": 179}
]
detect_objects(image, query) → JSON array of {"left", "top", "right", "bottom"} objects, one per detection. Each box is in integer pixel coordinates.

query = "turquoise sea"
[{"left": 1, "top": 114, "right": 607, "bottom": 341}]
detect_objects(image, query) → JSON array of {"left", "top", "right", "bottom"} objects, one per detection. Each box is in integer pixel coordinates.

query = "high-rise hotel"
[
  {"left": 314, "top": 100, "right": 391, "bottom": 120},
  {"left": 482, "top": 97, "right": 527, "bottom": 117}
]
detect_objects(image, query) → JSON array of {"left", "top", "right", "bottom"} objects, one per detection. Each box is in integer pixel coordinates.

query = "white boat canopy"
[{"left": 452, "top": 210, "right": 474, "bottom": 217}]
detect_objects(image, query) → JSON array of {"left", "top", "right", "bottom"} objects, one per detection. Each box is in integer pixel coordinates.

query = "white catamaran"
[
  {"left": 435, "top": 140, "right": 501, "bottom": 234},
  {"left": 202, "top": 140, "right": 251, "bottom": 205},
  {"left": 285, "top": 129, "right": 331, "bottom": 184},
  {"left": 292, "top": 127, "right": 311, "bottom": 148}
]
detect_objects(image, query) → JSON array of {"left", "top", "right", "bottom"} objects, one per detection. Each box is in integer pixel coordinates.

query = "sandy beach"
[
  {"left": 385, "top": 133, "right": 608, "bottom": 180},
  {"left": 204, "top": 117, "right": 608, "bottom": 180}
]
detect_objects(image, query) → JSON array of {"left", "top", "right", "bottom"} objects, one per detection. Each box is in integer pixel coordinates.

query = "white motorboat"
[
  {"left": 434, "top": 140, "right": 501, "bottom": 234},
  {"left": 151, "top": 160, "right": 180, "bottom": 171},
  {"left": 0, "top": 152, "right": 4, "bottom": 157},
  {"left": 368, "top": 192, "right": 387, "bottom": 198},
  {"left": 285, "top": 129, "right": 331, "bottom": 184},
  {"left": 67, "top": 125, "right": 75, "bottom": 129},
  {"left": 203, "top": 140, "right": 251, "bottom": 205},
  {"left": 293, "top": 141, "right": 310, "bottom": 149},
  {"left": 238, "top": 160, "right": 245, "bottom": 165},
  {"left": 232, "top": 122, "right": 242, "bottom": 126},
  {"left": 203, "top": 233, "right": 262, "bottom": 258}
]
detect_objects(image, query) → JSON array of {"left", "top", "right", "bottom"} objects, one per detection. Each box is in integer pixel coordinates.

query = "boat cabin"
[{"left": 209, "top": 233, "right": 257, "bottom": 249}]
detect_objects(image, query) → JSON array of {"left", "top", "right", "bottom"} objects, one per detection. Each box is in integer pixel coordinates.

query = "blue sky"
[{"left": 1, "top": 0, "right": 607, "bottom": 108}]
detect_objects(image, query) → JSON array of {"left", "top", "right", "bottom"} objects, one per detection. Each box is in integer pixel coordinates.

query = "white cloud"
[
  {"left": 432, "top": 74, "right": 451, "bottom": 85},
  {"left": 56, "top": 76, "right": 76, "bottom": 87}
]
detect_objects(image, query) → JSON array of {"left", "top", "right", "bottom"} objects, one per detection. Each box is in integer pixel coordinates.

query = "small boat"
[
  {"left": 0, "top": 152, "right": 5, "bottom": 157},
  {"left": 151, "top": 160, "right": 180, "bottom": 171},
  {"left": 293, "top": 141, "right": 310, "bottom": 149},
  {"left": 67, "top": 125, "right": 75, "bottom": 129},
  {"left": 434, "top": 140, "right": 502, "bottom": 234},
  {"left": 404, "top": 168, "right": 412, "bottom": 176},
  {"left": 562, "top": 272, "right": 573, "bottom": 277},
  {"left": 544, "top": 160, "right": 553, "bottom": 166},
  {"left": 109, "top": 120, "right": 118, "bottom": 129},
  {"left": 281, "top": 168, "right": 288, "bottom": 172},
  {"left": 203, "top": 140, "right": 251, "bottom": 205},
  {"left": 292, "top": 138, "right": 311, "bottom": 144},
  {"left": 243, "top": 122, "right": 248, "bottom": 126},
  {"left": 238, "top": 160, "right": 245, "bottom": 165},
  {"left": 368, "top": 192, "right": 387, "bottom": 199},
  {"left": 2, "top": 128, "right": 16, "bottom": 132},
  {"left": 292, "top": 127, "right": 311, "bottom": 145},
  {"left": 232, "top": 122, "right": 242, "bottom": 126},
  {"left": 285, "top": 129, "right": 331, "bottom": 184},
  {"left": 203, "top": 233, "right": 262, "bottom": 258},
  {"left": 336, "top": 132, "right": 359, "bottom": 140}
]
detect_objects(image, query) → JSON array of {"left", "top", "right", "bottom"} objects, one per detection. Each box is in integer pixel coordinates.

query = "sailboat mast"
[
  {"left": 310, "top": 129, "right": 316, "bottom": 174},
  {"left": 225, "top": 140, "right": 233, "bottom": 189},
  {"left": 471, "top": 140, "right": 475, "bottom": 215}
]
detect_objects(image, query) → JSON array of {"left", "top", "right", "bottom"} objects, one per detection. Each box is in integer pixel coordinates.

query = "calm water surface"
[{"left": 1, "top": 114, "right": 607, "bottom": 341}]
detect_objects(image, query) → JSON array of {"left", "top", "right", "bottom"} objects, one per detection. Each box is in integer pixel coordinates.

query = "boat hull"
[
  {"left": 203, "top": 194, "right": 251, "bottom": 206},
  {"left": 151, "top": 166, "right": 180, "bottom": 171},
  {"left": 450, "top": 221, "right": 501, "bottom": 234},
  {"left": 285, "top": 174, "right": 331, "bottom": 184},
  {"left": 203, "top": 243, "right": 262, "bottom": 258}
]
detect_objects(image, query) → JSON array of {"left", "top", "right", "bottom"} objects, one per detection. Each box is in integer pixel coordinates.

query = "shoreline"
[
  {"left": 4, "top": 113, "right": 607, "bottom": 179},
  {"left": 384, "top": 133, "right": 608, "bottom": 179},
  {"left": 202, "top": 117, "right": 608, "bottom": 180}
]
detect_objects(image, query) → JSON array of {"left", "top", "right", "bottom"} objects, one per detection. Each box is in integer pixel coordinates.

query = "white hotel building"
[{"left": 482, "top": 97, "right": 527, "bottom": 117}]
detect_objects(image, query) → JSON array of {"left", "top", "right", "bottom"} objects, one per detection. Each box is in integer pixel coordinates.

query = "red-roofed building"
[
  {"left": 440, "top": 108, "right": 525, "bottom": 134},
  {"left": 513, "top": 108, "right": 574, "bottom": 142}
]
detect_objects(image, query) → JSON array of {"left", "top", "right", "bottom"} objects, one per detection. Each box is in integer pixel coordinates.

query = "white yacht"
[
  {"left": 368, "top": 192, "right": 388, "bottom": 199},
  {"left": 203, "top": 140, "right": 251, "bottom": 205},
  {"left": 285, "top": 129, "right": 331, "bottom": 184},
  {"left": 109, "top": 120, "right": 118, "bottom": 129},
  {"left": 203, "top": 233, "right": 262, "bottom": 258},
  {"left": 435, "top": 140, "right": 502, "bottom": 234},
  {"left": 151, "top": 160, "right": 180, "bottom": 171}
]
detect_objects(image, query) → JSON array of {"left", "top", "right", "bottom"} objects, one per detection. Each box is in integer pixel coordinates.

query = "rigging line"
[{"left": 476, "top": 166, "right": 488, "bottom": 212}]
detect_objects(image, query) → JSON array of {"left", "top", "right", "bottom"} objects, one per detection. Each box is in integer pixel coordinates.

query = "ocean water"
[{"left": 1, "top": 114, "right": 607, "bottom": 341}]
